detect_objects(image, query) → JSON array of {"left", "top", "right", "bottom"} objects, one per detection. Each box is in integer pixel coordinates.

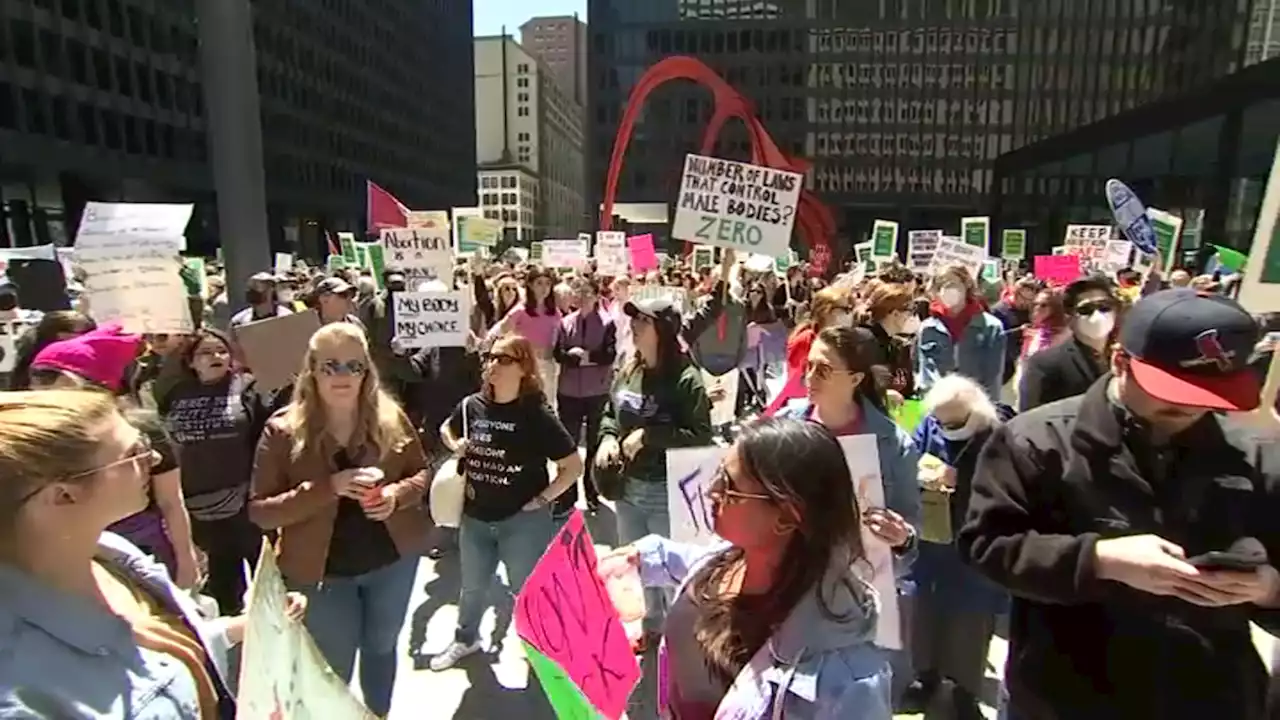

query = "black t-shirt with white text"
[{"left": 447, "top": 392, "right": 576, "bottom": 522}]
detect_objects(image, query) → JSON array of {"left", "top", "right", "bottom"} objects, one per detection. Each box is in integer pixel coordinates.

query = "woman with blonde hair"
[
  {"left": 250, "top": 322, "right": 431, "bottom": 717},
  {"left": 430, "top": 333, "right": 582, "bottom": 670},
  {"left": 785, "top": 284, "right": 855, "bottom": 381},
  {"left": 0, "top": 390, "right": 304, "bottom": 717}
]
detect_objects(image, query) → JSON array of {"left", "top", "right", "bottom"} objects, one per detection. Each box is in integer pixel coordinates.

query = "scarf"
[{"left": 929, "top": 297, "right": 984, "bottom": 343}]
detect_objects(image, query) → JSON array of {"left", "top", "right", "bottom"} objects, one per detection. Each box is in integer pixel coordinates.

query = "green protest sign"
[
  {"left": 961, "top": 216, "right": 990, "bottom": 252},
  {"left": 1002, "top": 229, "right": 1026, "bottom": 259},
  {"left": 871, "top": 220, "right": 898, "bottom": 258},
  {"left": 523, "top": 642, "right": 602, "bottom": 719}
]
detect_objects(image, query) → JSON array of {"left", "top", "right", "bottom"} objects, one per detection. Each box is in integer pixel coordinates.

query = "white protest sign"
[
  {"left": 595, "top": 231, "right": 628, "bottom": 276},
  {"left": 1101, "top": 240, "right": 1134, "bottom": 272},
  {"left": 666, "top": 446, "right": 729, "bottom": 546},
  {"left": 702, "top": 369, "right": 740, "bottom": 427},
  {"left": 0, "top": 244, "right": 57, "bottom": 263},
  {"left": 392, "top": 291, "right": 472, "bottom": 349},
  {"left": 907, "top": 230, "right": 942, "bottom": 272},
  {"left": 839, "top": 434, "right": 901, "bottom": 650},
  {"left": 672, "top": 154, "right": 801, "bottom": 258},
  {"left": 543, "top": 239, "right": 588, "bottom": 269},
  {"left": 238, "top": 543, "right": 376, "bottom": 719},
  {"left": 0, "top": 320, "right": 36, "bottom": 373},
  {"left": 1063, "top": 225, "right": 1112, "bottom": 267},
  {"left": 75, "top": 203, "right": 191, "bottom": 333},
  {"left": 632, "top": 284, "right": 689, "bottom": 314},
  {"left": 273, "top": 252, "right": 293, "bottom": 274},
  {"left": 929, "top": 237, "right": 986, "bottom": 280},
  {"left": 380, "top": 228, "right": 451, "bottom": 286},
  {"left": 1239, "top": 138, "right": 1280, "bottom": 313}
]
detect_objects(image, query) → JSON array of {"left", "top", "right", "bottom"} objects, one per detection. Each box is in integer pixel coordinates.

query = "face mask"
[
  {"left": 0, "top": 295, "right": 17, "bottom": 312},
  {"left": 940, "top": 414, "right": 983, "bottom": 441},
  {"left": 940, "top": 287, "right": 966, "bottom": 309},
  {"left": 277, "top": 290, "right": 295, "bottom": 303},
  {"left": 1076, "top": 311, "right": 1115, "bottom": 340},
  {"left": 387, "top": 282, "right": 407, "bottom": 293},
  {"left": 829, "top": 311, "right": 853, "bottom": 327},
  {"left": 246, "top": 288, "right": 268, "bottom": 305}
]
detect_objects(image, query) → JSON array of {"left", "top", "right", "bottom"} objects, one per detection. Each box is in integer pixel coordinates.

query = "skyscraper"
[{"left": 520, "top": 15, "right": 589, "bottom": 106}]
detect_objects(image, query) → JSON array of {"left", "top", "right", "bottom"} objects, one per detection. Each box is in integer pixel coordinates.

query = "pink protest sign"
[
  {"left": 628, "top": 234, "right": 658, "bottom": 273},
  {"left": 514, "top": 510, "right": 640, "bottom": 719},
  {"left": 1034, "top": 254, "right": 1082, "bottom": 286}
]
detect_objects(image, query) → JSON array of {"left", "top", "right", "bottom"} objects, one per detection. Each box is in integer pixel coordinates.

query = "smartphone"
[{"left": 1187, "top": 551, "right": 1267, "bottom": 572}]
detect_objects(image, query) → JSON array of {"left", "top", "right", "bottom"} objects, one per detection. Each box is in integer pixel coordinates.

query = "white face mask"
[
  {"left": 1076, "top": 310, "right": 1115, "bottom": 340},
  {"left": 940, "top": 287, "right": 966, "bottom": 309},
  {"left": 829, "top": 311, "right": 853, "bottom": 327},
  {"left": 940, "top": 413, "right": 983, "bottom": 441}
]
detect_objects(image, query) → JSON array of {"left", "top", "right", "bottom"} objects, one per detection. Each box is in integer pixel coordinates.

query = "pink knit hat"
[{"left": 31, "top": 323, "right": 142, "bottom": 392}]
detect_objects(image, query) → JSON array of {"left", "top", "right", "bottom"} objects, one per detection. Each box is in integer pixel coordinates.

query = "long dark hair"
[
  {"left": 523, "top": 268, "right": 558, "bottom": 317},
  {"left": 623, "top": 312, "right": 686, "bottom": 379},
  {"left": 816, "top": 325, "right": 889, "bottom": 413},
  {"left": 178, "top": 328, "right": 235, "bottom": 379},
  {"left": 689, "top": 418, "right": 867, "bottom": 685},
  {"left": 9, "top": 311, "right": 97, "bottom": 390},
  {"left": 746, "top": 282, "right": 775, "bottom": 324}
]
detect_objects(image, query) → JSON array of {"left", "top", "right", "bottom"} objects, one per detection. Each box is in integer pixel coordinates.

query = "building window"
[
  {"left": 517, "top": 63, "right": 529, "bottom": 74},
  {"left": 517, "top": 106, "right": 528, "bottom": 117},
  {"left": 502, "top": 176, "right": 516, "bottom": 188},
  {"left": 517, "top": 78, "right": 528, "bottom": 88}
]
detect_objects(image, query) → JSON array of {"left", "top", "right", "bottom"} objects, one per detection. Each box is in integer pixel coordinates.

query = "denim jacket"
[
  {"left": 634, "top": 535, "right": 892, "bottom": 720},
  {"left": 914, "top": 312, "right": 1006, "bottom": 400},
  {"left": 0, "top": 533, "right": 236, "bottom": 719},
  {"left": 775, "top": 397, "right": 922, "bottom": 577}
]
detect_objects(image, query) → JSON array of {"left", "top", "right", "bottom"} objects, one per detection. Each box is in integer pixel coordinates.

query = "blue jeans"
[
  {"left": 615, "top": 480, "right": 671, "bottom": 633},
  {"left": 291, "top": 555, "right": 418, "bottom": 717},
  {"left": 456, "top": 508, "right": 557, "bottom": 644}
]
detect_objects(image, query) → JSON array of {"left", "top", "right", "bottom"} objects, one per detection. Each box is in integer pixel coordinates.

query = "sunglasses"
[
  {"left": 805, "top": 360, "right": 856, "bottom": 382},
  {"left": 1076, "top": 300, "right": 1116, "bottom": 316},
  {"left": 318, "top": 359, "right": 368, "bottom": 377},
  {"left": 482, "top": 352, "right": 519, "bottom": 366},
  {"left": 705, "top": 466, "right": 772, "bottom": 505}
]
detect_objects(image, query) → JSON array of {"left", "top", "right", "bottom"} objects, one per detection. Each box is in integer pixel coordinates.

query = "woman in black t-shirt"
[{"left": 429, "top": 334, "right": 584, "bottom": 672}]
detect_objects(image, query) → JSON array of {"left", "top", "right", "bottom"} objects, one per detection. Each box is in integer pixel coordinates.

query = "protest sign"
[
  {"left": 672, "top": 154, "right": 802, "bottom": 258},
  {"left": 595, "top": 231, "right": 628, "bottom": 276},
  {"left": 0, "top": 320, "right": 35, "bottom": 373},
  {"left": 544, "top": 239, "right": 588, "bottom": 270},
  {"left": 1239, "top": 138, "right": 1280, "bottom": 312},
  {"left": 1101, "top": 240, "right": 1134, "bottom": 272},
  {"left": 238, "top": 542, "right": 377, "bottom": 719},
  {"left": 1105, "top": 179, "right": 1158, "bottom": 255},
  {"left": 960, "top": 216, "right": 990, "bottom": 252},
  {"left": 1034, "top": 254, "right": 1082, "bottom": 285},
  {"left": 908, "top": 230, "right": 941, "bottom": 272},
  {"left": 871, "top": 220, "right": 899, "bottom": 258},
  {"left": 839, "top": 434, "right": 901, "bottom": 650},
  {"left": 981, "top": 258, "right": 1002, "bottom": 283},
  {"left": 380, "top": 228, "right": 451, "bottom": 286},
  {"left": 854, "top": 241, "right": 873, "bottom": 265},
  {"left": 236, "top": 310, "right": 321, "bottom": 392},
  {"left": 929, "top": 237, "right": 986, "bottom": 280},
  {"left": 529, "top": 241, "right": 544, "bottom": 263},
  {"left": 457, "top": 215, "right": 501, "bottom": 248},
  {"left": 774, "top": 249, "right": 797, "bottom": 273},
  {"left": 1145, "top": 208, "right": 1183, "bottom": 270},
  {"left": 327, "top": 255, "right": 347, "bottom": 271},
  {"left": 666, "top": 446, "right": 729, "bottom": 546},
  {"left": 0, "top": 244, "right": 57, "bottom": 264},
  {"left": 515, "top": 511, "right": 641, "bottom": 720},
  {"left": 692, "top": 245, "right": 715, "bottom": 271},
  {"left": 702, "top": 369, "right": 740, "bottom": 427},
  {"left": 338, "top": 232, "right": 358, "bottom": 264},
  {"left": 632, "top": 284, "right": 689, "bottom": 313},
  {"left": 1001, "top": 229, "right": 1026, "bottom": 259},
  {"left": 391, "top": 291, "right": 471, "bottom": 349},
  {"left": 273, "top": 253, "right": 293, "bottom": 274},
  {"left": 407, "top": 210, "right": 448, "bottom": 230},
  {"left": 74, "top": 203, "right": 191, "bottom": 334},
  {"left": 628, "top": 235, "right": 658, "bottom": 273},
  {"left": 1063, "top": 225, "right": 1112, "bottom": 266}
]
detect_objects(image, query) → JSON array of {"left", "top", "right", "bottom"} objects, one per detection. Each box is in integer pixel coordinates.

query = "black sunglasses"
[{"left": 482, "top": 352, "right": 519, "bottom": 366}]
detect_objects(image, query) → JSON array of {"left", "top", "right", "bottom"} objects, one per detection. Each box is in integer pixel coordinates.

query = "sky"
[{"left": 473, "top": 0, "right": 587, "bottom": 37}]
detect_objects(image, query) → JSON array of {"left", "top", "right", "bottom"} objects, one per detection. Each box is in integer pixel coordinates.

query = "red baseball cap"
[{"left": 1119, "top": 289, "right": 1260, "bottom": 411}]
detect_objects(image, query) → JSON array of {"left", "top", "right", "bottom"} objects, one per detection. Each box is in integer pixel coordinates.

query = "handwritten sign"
[
  {"left": 514, "top": 511, "right": 640, "bottom": 720},
  {"left": 908, "top": 230, "right": 941, "bottom": 272},
  {"left": 391, "top": 291, "right": 471, "bottom": 349},
  {"left": 929, "top": 237, "right": 986, "bottom": 280},
  {"left": 594, "top": 231, "right": 628, "bottom": 276},
  {"left": 379, "top": 227, "right": 451, "bottom": 286},
  {"left": 1034, "top": 254, "right": 1083, "bottom": 285},
  {"left": 544, "top": 239, "right": 588, "bottom": 269},
  {"left": 839, "top": 434, "right": 902, "bottom": 650},
  {"left": 672, "top": 153, "right": 802, "bottom": 258},
  {"left": 702, "top": 368, "right": 740, "bottom": 427},
  {"left": 239, "top": 542, "right": 376, "bottom": 719},
  {"left": 665, "top": 446, "right": 729, "bottom": 545},
  {"left": 74, "top": 203, "right": 191, "bottom": 334}
]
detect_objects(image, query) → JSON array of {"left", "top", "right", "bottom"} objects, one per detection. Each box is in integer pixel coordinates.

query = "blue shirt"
[{"left": 0, "top": 533, "right": 236, "bottom": 719}]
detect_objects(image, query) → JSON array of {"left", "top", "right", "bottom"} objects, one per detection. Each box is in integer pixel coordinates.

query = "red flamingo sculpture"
[{"left": 598, "top": 56, "right": 836, "bottom": 265}]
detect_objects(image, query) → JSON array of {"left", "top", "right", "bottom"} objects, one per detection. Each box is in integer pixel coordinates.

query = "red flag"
[
  {"left": 326, "top": 231, "right": 340, "bottom": 257},
  {"left": 366, "top": 180, "right": 409, "bottom": 232},
  {"left": 763, "top": 372, "right": 807, "bottom": 416}
]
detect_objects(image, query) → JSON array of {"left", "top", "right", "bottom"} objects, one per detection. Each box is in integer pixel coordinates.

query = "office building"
[
  {"left": 475, "top": 35, "right": 586, "bottom": 242},
  {"left": 586, "top": 0, "right": 1257, "bottom": 254},
  {"left": 520, "top": 15, "right": 588, "bottom": 105},
  {"left": 0, "top": 0, "right": 476, "bottom": 257}
]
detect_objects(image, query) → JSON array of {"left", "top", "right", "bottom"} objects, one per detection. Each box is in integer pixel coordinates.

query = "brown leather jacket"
[{"left": 248, "top": 409, "right": 430, "bottom": 584}]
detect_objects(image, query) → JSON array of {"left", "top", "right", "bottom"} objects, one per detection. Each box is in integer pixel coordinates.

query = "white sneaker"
[{"left": 429, "top": 640, "right": 482, "bottom": 671}]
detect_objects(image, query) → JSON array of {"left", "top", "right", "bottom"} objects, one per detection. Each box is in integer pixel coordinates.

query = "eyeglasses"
[
  {"left": 805, "top": 360, "right": 856, "bottom": 382},
  {"left": 705, "top": 466, "right": 772, "bottom": 505},
  {"left": 318, "top": 359, "right": 368, "bottom": 377},
  {"left": 482, "top": 352, "right": 519, "bottom": 366},
  {"left": 1076, "top": 300, "right": 1116, "bottom": 316}
]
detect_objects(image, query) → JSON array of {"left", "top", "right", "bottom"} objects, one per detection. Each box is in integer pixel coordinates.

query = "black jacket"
[
  {"left": 959, "top": 378, "right": 1280, "bottom": 719},
  {"left": 991, "top": 300, "right": 1029, "bottom": 384},
  {"left": 1018, "top": 336, "right": 1106, "bottom": 412}
]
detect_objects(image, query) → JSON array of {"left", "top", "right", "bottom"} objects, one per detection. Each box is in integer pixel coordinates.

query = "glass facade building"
[
  {"left": 0, "top": 0, "right": 476, "bottom": 255},
  {"left": 587, "top": 0, "right": 1258, "bottom": 254}
]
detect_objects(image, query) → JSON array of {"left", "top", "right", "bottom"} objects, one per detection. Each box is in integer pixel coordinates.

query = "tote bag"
[{"left": 429, "top": 399, "right": 468, "bottom": 528}]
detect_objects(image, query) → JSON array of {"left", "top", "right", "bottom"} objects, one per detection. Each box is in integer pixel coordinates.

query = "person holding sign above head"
[
  {"left": 915, "top": 266, "right": 1006, "bottom": 400},
  {"left": 600, "top": 418, "right": 893, "bottom": 720},
  {"left": 430, "top": 334, "right": 583, "bottom": 671},
  {"left": 248, "top": 322, "right": 430, "bottom": 717},
  {"left": 598, "top": 296, "right": 714, "bottom": 650}
]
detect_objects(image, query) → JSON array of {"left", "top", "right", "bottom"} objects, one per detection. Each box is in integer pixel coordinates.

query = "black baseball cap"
[{"left": 1119, "top": 289, "right": 1260, "bottom": 411}]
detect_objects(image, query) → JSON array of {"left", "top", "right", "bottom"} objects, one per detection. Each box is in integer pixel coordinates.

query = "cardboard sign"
[
  {"left": 380, "top": 228, "right": 451, "bottom": 286},
  {"left": 543, "top": 239, "right": 589, "bottom": 269},
  {"left": 840, "top": 434, "right": 902, "bottom": 650},
  {"left": 75, "top": 208, "right": 191, "bottom": 334},
  {"left": 594, "top": 231, "right": 628, "bottom": 276},
  {"left": 514, "top": 511, "right": 640, "bottom": 720},
  {"left": 929, "top": 237, "right": 986, "bottom": 279},
  {"left": 391, "top": 291, "right": 471, "bottom": 349},
  {"left": 235, "top": 310, "right": 321, "bottom": 392},
  {"left": 666, "top": 446, "right": 729, "bottom": 546},
  {"left": 672, "top": 154, "right": 802, "bottom": 258}
]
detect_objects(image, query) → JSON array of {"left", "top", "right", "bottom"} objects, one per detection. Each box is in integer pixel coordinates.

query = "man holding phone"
[{"left": 960, "top": 289, "right": 1280, "bottom": 719}]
